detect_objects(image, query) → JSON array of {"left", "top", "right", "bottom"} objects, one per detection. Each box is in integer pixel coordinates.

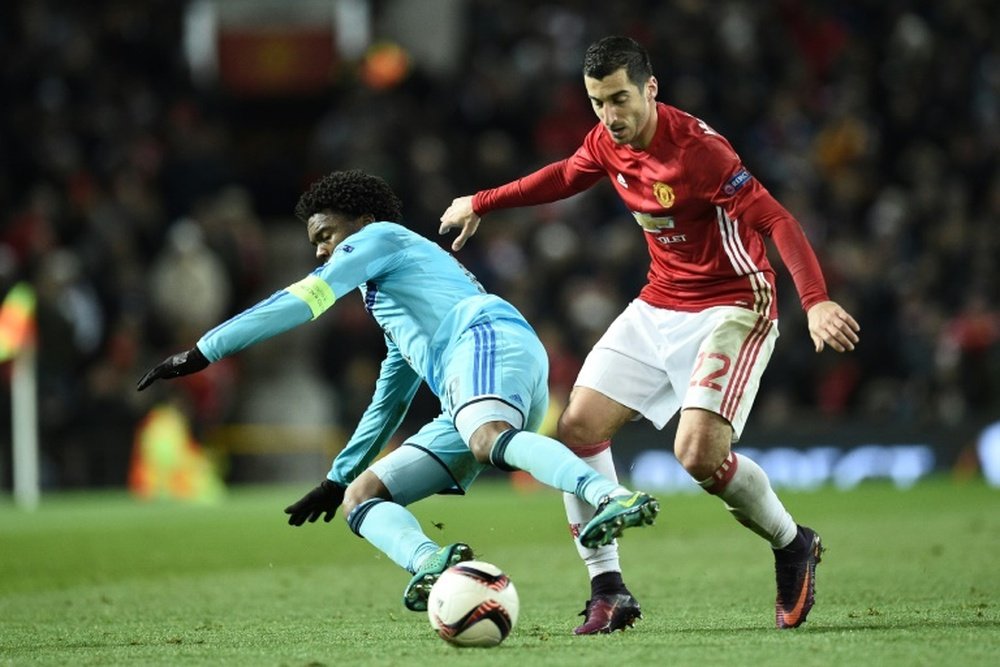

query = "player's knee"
[
  {"left": 469, "top": 441, "right": 491, "bottom": 464},
  {"left": 675, "top": 409, "right": 733, "bottom": 479},
  {"left": 468, "top": 428, "right": 494, "bottom": 463},
  {"left": 557, "top": 394, "right": 629, "bottom": 451},
  {"left": 341, "top": 480, "right": 377, "bottom": 519},
  {"left": 468, "top": 421, "right": 512, "bottom": 464},
  {"left": 340, "top": 490, "right": 361, "bottom": 519},
  {"left": 674, "top": 434, "right": 727, "bottom": 480},
  {"left": 556, "top": 410, "right": 596, "bottom": 450}
]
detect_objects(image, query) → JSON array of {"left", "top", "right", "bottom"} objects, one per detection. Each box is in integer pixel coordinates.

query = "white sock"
[
  {"left": 563, "top": 447, "right": 623, "bottom": 578},
  {"left": 700, "top": 452, "right": 797, "bottom": 549}
]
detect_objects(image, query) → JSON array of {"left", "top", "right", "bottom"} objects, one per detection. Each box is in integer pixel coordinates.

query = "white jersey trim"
[{"left": 716, "top": 207, "right": 772, "bottom": 317}]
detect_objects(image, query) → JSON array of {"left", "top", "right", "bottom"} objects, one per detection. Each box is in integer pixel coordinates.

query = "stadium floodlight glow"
[
  {"left": 977, "top": 421, "right": 1000, "bottom": 487},
  {"left": 630, "top": 443, "right": 937, "bottom": 491}
]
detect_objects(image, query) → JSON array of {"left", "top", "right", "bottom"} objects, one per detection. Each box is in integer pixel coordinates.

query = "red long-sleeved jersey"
[{"left": 473, "top": 103, "right": 828, "bottom": 320}]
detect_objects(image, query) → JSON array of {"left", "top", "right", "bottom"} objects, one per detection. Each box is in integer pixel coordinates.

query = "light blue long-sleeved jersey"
[{"left": 196, "top": 221, "right": 527, "bottom": 484}]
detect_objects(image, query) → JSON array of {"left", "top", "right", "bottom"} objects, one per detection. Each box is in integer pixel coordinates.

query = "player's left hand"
[
  {"left": 136, "top": 346, "right": 210, "bottom": 391},
  {"left": 807, "top": 301, "right": 860, "bottom": 353},
  {"left": 284, "top": 480, "right": 346, "bottom": 526}
]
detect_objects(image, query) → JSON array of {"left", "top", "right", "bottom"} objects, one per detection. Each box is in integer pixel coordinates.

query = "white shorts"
[{"left": 575, "top": 300, "right": 779, "bottom": 439}]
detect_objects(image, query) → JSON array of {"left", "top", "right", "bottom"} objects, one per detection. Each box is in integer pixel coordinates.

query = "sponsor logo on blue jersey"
[
  {"left": 723, "top": 168, "right": 751, "bottom": 196},
  {"left": 339, "top": 244, "right": 354, "bottom": 253}
]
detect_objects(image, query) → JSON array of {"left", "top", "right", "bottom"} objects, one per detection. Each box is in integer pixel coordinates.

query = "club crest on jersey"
[{"left": 653, "top": 182, "right": 675, "bottom": 208}]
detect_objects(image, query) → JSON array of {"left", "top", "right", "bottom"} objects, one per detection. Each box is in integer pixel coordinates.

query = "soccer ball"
[{"left": 427, "top": 560, "right": 519, "bottom": 648}]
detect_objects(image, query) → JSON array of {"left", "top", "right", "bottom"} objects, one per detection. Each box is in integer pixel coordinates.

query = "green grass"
[{"left": 2, "top": 477, "right": 999, "bottom": 666}]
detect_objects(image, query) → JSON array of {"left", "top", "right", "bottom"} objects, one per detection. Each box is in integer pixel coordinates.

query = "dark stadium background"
[{"left": 0, "top": 0, "right": 997, "bottom": 493}]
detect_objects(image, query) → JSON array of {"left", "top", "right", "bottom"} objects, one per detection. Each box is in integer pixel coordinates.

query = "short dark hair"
[
  {"left": 583, "top": 36, "right": 653, "bottom": 88},
  {"left": 294, "top": 169, "right": 403, "bottom": 223}
]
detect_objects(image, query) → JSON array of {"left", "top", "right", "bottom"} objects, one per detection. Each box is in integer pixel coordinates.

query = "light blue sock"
[
  {"left": 490, "top": 430, "right": 627, "bottom": 506},
  {"left": 348, "top": 499, "right": 440, "bottom": 573}
]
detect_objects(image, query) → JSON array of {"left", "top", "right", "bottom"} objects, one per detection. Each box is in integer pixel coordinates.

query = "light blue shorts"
[{"left": 369, "top": 317, "right": 549, "bottom": 503}]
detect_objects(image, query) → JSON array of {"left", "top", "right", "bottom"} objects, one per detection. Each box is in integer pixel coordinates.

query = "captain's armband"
[{"left": 286, "top": 275, "right": 336, "bottom": 319}]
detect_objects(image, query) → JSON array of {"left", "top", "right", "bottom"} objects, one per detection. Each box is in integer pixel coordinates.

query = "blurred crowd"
[{"left": 0, "top": 0, "right": 997, "bottom": 488}]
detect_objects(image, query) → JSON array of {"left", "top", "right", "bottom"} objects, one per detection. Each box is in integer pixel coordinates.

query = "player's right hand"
[
  {"left": 136, "top": 346, "right": 210, "bottom": 391},
  {"left": 284, "top": 479, "right": 346, "bottom": 526},
  {"left": 439, "top": 195, "right": 481, "bottom": 251}
]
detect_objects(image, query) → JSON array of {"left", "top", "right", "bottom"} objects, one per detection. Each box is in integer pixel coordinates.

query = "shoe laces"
[
  {"left": 579, "top": 593, "right": 632, "bottom": 617},
  {"left": 594, "top": 496, "right": 612, "bottom": 513}
]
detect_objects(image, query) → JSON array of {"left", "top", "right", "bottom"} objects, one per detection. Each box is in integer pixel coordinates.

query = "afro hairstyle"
[{"left": 295, "top": 169, "right": 403, "bottom": 224}]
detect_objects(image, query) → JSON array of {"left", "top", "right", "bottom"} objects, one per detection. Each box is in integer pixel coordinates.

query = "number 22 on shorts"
[{"left": 689, "top": 352, "right": 731, "bottom": 391}]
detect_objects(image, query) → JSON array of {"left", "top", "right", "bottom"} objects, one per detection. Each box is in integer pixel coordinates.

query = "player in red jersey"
[{"left": 440, "top": 36, "right": 859, "bottom": 634}]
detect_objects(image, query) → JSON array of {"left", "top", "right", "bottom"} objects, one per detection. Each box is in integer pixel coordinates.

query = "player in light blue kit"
[{"left": 137, "top": 170, "right": 658, "bottom": 614}]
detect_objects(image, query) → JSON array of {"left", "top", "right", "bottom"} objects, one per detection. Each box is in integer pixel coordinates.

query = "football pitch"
[{"left": 1, "top": 477, "right": 998, "bottom": 666}]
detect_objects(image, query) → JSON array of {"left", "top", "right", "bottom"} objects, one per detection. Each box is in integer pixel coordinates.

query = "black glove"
[
  {"left": 136, "top": 346, "right": 210, "bottom": 391},
  {"left": 284, "top": 480, "right": 346, "bottom": 526}
]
